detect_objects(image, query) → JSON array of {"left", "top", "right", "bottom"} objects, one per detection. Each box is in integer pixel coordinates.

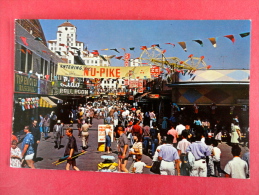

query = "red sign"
[
  {"left": 148, "top": 94, "right": 160, "bottom": 99},
  {"left": 129, "top": 80, "right": 138, "bottom": 88},
  {"left": 124, "top": 79, "right": 129, "bottom": 86},
  {"left": 150, "top": 65, "right": 160, "bottom": 77},
  {"left": 138, "top": 79, "right": 143, "bottom": 93},
  {"left": 124, "top": 53, "right": 131, "bottom": 67},
  {"left": 128, "top": 95, "right": 134, "bottom": 100}
]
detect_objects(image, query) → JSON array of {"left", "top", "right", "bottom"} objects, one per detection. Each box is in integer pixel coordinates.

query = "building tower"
[{"left": 47, "top": 21, "right": 109, "bottom": 66}]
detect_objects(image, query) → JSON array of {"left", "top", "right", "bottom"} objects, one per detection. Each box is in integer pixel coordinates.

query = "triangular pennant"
[
  {"left": 116, "top": 56, "right": 123, "bottom": 60},
  {"left": 59, "top": 43, "right": 65, "bottom": 46},
  {"left": 121, "top": 48, "right": 126, "bottom": 52},
  {"left": 69, "top": 51, "right": 74, "bottom": 55},
  {"left": 151, "top": 44, "right": 161, "bottom": 48},
  {"left": 108, "top": 55, "right": 116, "bottom": 59},
  {"left": 45, "top": 75, "right": 50, "bottom": 80},
  {"left": 99, "top": 55, "right": 107, "bottom": 61},
  {"left": 129, "top": 47, "right": 135, "bottom": 51},
  {"left": 42, "top": 50, "right": 47, "bottom": 54},
  {"left": 26, "top": 49, "right": 32, "bottom": 54},
  {"left": 239, "top": 32, "right": 250, "bottom": 38},
  {"left": 101, "top": 48, "right": 109, "bottom": 50},
  {"left": 71, "top": 47, "right": 79, "bottom": 50},
  {"left": 56, "top": 51, "right": 61, "bottom": 56},
  {"left": 34, "top": 37, "right": 42, "bottom": 41},
  {"left": 91, "top": 52, "right": 99, "bottom": 55},
  {"left": 193, "top": 40, "right": 203, "bottom": 47},
  {"left": 208, "top": 37, "right": 217, "bottom": 47},
  {"left": 140, "top": 46, "right": 147, "bottom": 50},
  {"left": 224, "top": 35, "right": 235, "bottom": 44},
  {"left": 110, "top": 48, "right": 120, "bottom": 53},
  {"left": 165, "top": 43, "right": 175, "bottom": 47},
  {"left": 20, "top": 36, "right": 29, "bottom": 46},
  {"left": 178, "top": 42, "right": 187, "bottom": 52},
  {"left": 20, "top": 49, "right": 26, "bottom": 54}
]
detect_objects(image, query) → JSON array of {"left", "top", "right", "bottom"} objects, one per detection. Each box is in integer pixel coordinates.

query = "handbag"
[{"left": 150, "top": 161, "right": 161, "bottom": 174}]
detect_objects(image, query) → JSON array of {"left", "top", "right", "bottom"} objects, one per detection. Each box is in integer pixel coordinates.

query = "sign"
[
  {"left": 124, "top": 79, "right": 129, "bottom": 86},
  {"left": 129, "top": 79, "right": 138, "bottom": 88},
  {"left": 98, "top": 125, "right": 114, "bottom": 143},
  {"left": 148, "top": 94, "right": 160, "bottom": 99},
  {"left": 15, "top": 73, "right": 38, "bottom": 93},
  {"left": 129, "top": 95, "right": 134, "bottom": 100},
  {"left": 150, "top": 65, "right": 160, "bottom": 77},
  {"left": 57, "top": 63, "right": 151, "bottom": 79},
  {"left": 59, "top": 88, "right": 89, "bottom": 95},
  {"left": 124, "top": 53, "right": 130, "bottom": 67},
  {"left": 138, "top": 79, "right": 143, "bottom": 93},
  {"left": 116, "top": 92, "right": 126, "bottom": 96}
]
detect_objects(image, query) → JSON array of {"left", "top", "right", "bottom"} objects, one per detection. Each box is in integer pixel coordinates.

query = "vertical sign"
[
  {"left": 150, "top": 65, "right": 160, "bottom": 77},
  {"left": 124, "top": 53, "right": 131, "bottom": 67},
  {"left": 138, "top": 79, "right": 143, "bottom": 93}
]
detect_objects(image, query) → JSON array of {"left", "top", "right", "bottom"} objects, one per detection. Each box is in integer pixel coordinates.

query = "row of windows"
[
  {"left": 59, "top": 33, "right": 74, "bottom": 37},
  {"left": 19, "top": 45, "right": 58, "bottom": 80}
]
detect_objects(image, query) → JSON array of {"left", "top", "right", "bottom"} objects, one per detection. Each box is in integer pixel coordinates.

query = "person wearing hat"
[{"left": 53, "top": 120, "right": 64, "bottom": 149}]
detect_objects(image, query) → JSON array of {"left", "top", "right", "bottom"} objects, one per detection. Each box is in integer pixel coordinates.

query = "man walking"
[
  {"left": 81, "top": 121, "right": 92, "bottom": 150},
  {"left": 117, "top": 126, "right": 129, "bottom": 173},
  {"left": 158, "top": 135, "right": 180, "bottom": 175},
  {"left": 53, "top": 120, "right": 64, "bottom": 149},
  {"left": 64, "top": 128, "right": 80, "bottom": 171},
  {"left": 30, "top": 120, "right": 41, "bottom": 162},
  {"left": 186, "top": 131, "right": 211, "bottom": 177},
  {"left": 21, "top": 126, "right": 35, "bottom": 169}
]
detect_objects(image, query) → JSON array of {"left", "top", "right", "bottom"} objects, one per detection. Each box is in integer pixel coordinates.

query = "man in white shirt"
[
  {"left": 176, "top": 122, "right": 185, "bottom": 141},
  {"left": 224, "top": 145, "right": 249, "bottom": 179}
]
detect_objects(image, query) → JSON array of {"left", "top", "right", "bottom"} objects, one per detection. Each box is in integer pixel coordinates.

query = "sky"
[{"left": 40, "top": 20, "right": 251, "bottom": 69}]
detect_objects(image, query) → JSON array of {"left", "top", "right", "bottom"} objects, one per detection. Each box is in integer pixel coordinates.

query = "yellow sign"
[{"left": 57, "top": 63, "right": 151, "bottom": 79}]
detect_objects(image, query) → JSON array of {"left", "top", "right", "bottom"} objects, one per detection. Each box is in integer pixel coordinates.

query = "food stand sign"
[{"left": 98, "top": 124, "right": 114, "bottom": 142}]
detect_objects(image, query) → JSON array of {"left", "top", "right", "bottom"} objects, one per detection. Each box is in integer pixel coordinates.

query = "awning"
[
  {"left": 39, "top": 97, "right": 57, "bottom": 108},
  {"left": 49, "top": 96, "right": 64, "bottom": 104},
  {"left": 139, "top": 92, "right": 151, "bottom": 99}
]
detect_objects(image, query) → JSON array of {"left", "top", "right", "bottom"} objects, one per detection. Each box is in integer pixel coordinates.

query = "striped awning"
[
  {"left": 49, "top": 96, "right": 63, "bottom": 104},
  {"left": 39, "top": 97, "right": 57, "bottom": 108}
]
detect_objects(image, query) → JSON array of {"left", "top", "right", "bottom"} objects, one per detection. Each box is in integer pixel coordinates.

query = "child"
[
  {"left": 212, "top": 139, "right": 223, "bottom": 177},
  {"left": 132, "top": 154, "right": 152, "bottom": 174},
  {"left": 10, "top": 140, "right": 22, "bottom": 168}
]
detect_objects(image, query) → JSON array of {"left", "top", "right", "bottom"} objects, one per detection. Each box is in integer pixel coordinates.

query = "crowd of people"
[{"left": 10, "top": 99, "right": 249, "bottom": 179}]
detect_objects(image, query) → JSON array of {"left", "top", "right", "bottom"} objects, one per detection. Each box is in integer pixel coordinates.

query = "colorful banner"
[{"left": 57, "top": 63, "right": 151, "bottom": 79}]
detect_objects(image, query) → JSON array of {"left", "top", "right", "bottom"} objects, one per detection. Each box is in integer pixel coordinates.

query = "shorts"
[{"left": 25, "top": 153, "right": 34, "bottom": 160}]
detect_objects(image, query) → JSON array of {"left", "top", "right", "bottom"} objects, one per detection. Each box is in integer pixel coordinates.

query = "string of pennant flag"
[{"left": 19, "top": 32, "right": 250, "bottom": 60}]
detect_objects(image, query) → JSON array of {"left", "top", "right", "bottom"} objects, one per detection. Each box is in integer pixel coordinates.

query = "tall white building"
[{"left": 47, "top": 21, "right": 109, "bottom": 66}]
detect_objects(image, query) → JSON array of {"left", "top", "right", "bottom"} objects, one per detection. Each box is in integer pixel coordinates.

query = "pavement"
[
  {"left": 17, "top": 118, "right": 153, "bottom": 173},
  {"left": 17, "top": 118, "right": 249, "bottom": 176}
]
